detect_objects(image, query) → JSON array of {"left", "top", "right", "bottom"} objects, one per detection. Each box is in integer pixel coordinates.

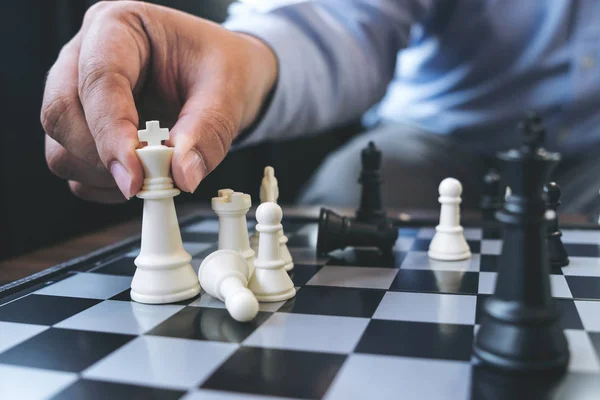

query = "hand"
[{"left": 41, "top": 1, "right": 278, "bottom": 203}]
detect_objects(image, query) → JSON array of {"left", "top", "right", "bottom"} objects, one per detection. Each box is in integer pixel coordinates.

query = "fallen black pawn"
[
  {"left": 317, "top": 208, "right": 398, "bottom": 256},
  {"left": 545, "top": 182, "right": 569, "bottom": 269}
]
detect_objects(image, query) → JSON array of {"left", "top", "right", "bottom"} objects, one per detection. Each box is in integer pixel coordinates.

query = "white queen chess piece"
[
  {"left": 428, "top": 177, "right": 471, "bottom": 261},
  {"left": 248, "top": 202, "right": 296, "bottom": 302},
  {"left": 198, "top": 249, "right": 259, "bottom": 322},
  {"left": 131, "top": 121, "right": 201, "bottom": 304},
  {"left": 249, "top": 166, "right": 293, "bottom": 271},
  {"left": 212, "top": 189, "right": 255, "bottom": 276}
]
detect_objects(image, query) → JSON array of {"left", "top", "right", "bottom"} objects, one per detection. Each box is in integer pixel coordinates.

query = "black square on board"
[
  {"left": 93, "top": 257, "right": 137, "bottom": 276},
  {"left": 563, "top": 244, "right": 600, "bottom": 258},
  {"left": 0, "top": 328, "right": 134, "bottom": 372},
  {"left": 479, "top": 255, "right": 499, "bottom": 272},
  {"left": 201, "top": 346, "right": 346, "bottom": 399},
  {"left": 589, "top": 332, "right": 600, "bottom": 361},
  {"left": 476, "top": 296, "right": 583, "bottom": 330},
  {"left": 180, "top": 232, "right": 219, "bottom": 243},
  {"left": 355, "top": 319, "right": 474, "bottom": 361},
  {"left": 51, "top": 379, "right": 184, "bottom": 400},
  {"left": 555, "top": 299, "right": 584, "bottom": 330},
  {"left": 475, "top": 294, "right": 490, "bottom": 324},
  {"left": 147, "top": 307, "right": 271, "bottom": 343},
  {"left": 390, "top": 269, "right": 479, "bottom": 295},
  {"left": 327, "top": 248, "right": 404, "bottom": 268},
  {"left": 278, "top": 286, "right": 385, "bottom": 318},
  {"left": 565, "top": 276, "right": 600, "bottom": 300},
  {"left": 289, "top": 264, "right": 321, "bottom": 286},
  {"left": 482, "top": 227, "right": 503, "bottom": 239},
  {"left": 0, "top": 294, "right": 100, "bottom": 325}
]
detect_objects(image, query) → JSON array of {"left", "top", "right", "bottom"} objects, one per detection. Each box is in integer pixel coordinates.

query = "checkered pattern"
[{"left": 1, "top": 219, "right": 600, "bottom": 399}]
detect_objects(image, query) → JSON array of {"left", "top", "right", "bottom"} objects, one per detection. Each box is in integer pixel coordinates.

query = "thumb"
[{"left": 170, "top": 95, "right": 241, "bottom": 193}]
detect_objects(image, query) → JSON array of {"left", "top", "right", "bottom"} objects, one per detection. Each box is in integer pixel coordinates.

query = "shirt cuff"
[{"left": 223, "top": 13, "right": 306, "bottom": 147}]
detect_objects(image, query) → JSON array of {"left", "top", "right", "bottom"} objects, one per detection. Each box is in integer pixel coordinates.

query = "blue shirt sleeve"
[{"left": 224, "top": 0, "right": 434, "bottom": 146}]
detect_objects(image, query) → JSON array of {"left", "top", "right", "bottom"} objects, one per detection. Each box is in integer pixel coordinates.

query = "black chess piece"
[
  {"left": 545, "top": 182, "right": 569, "bottom": 269},
  {"left": 317, "top": 208, "right": 398, "bottom": 256},
  {"left": 473, "top": 113, "right": 569, "bottom": 372},
  {"left": 480, "top": 169, "right": 504, "bottom": 220},
  {"left": 355, "top": 141, "right": 387, "bottom": 225}
]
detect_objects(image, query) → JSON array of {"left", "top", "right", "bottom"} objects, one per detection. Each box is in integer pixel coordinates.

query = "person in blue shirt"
[{"left": 41, "top": 1, "right": 600, "bottom": 213}]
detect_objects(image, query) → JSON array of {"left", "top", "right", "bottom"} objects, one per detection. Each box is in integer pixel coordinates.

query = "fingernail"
[
  {"left": 110, "top": 162, "right": 132, "bottom": 199},
  {"left": 181, "top": 149, "right": 205, "bottom": 193}
]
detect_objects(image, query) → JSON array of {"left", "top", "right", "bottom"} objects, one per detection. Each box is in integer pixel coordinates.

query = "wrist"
[{"left": 237, "top": 33, "right": 279, "bottom": 131}]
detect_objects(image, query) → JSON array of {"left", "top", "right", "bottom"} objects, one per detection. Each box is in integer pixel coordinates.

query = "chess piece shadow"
[{"left": 470, "top": 364, "right": 566, "bottom": 400}]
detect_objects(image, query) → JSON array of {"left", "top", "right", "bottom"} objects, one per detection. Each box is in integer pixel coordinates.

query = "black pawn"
[
  {"left": 317, "top": 208, "right": 398, "bottom": 256},
  {"left": 356, "top": 142, "right": 386, "bottom": 225},
  {"left": 545, "top": 182, "right": 569, "bottom": 269},
  {"left": 473, "top": 113, "right": 569, "bottom": 372},
  {"left": 480, "top": 169, "right": 504, "bottom": 220}
]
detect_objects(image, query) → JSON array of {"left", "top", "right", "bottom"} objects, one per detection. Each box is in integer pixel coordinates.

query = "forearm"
[{"left": 224, "top": 0, "right": 434, "bottom": 145}]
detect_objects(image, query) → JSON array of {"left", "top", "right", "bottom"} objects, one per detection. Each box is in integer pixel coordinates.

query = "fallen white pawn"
[{"left": 198, "top": 249, "right": 259, "bottom": 322}]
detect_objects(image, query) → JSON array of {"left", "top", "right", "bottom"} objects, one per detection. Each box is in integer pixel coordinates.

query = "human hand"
[{"left": 42, "top": 1, "right": 277, "bottom": 203}]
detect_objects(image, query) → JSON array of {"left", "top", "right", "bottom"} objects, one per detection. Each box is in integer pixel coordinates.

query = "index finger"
[{"left": 77, "top": 5, "right": 150, "bottom": 198}]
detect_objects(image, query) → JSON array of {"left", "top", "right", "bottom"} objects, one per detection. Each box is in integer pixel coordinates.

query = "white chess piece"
[
  {"left": 248, "top": 202, "right": 296, "bottom": 302},
  {"left": 250, "top": 167, "right": 293, "bottom": 271},
  {"left": 131, "top": 121, "right": 200, "bottom": 304},
  {"left": 198, "top": 249, "right": 259, "bottom": 322},
  {"left": 428, "top": 178, "right": 471, "bottom": 261},
  {"left": 212, "top": 189, "right": 255, "bottom": 276}
]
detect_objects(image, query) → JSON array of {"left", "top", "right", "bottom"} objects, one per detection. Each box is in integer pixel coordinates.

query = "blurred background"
[{"left": 0, "top": 0, "right": 359, "bottom": 261}]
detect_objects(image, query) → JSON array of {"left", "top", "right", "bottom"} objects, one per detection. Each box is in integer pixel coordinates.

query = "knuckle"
[
  {"left": 85, "top": 0, "right": 145, "bottom": 24},
  {"left": 40, "top": 93, "right": 75, "bottom": 140},
  {"left": 68, "top": 181, "right": 88, "bottom": 199},
  {"left": 202, "top": 110, "right": 237, "bottom": 150},
  {"left": 45, "top": 145, "right": 69, "bottom": 179}
]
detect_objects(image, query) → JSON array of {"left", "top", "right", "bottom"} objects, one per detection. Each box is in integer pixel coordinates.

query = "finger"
[
  {"left": 77, "top": 6, "right": 150, "bottom": 198},
  {"left": 41, "top": 35, "right": 103, "bottom": 169},
  {"left": 45, "top": 135, "right": 117, "bottom": 187},
  {"left": 68, "top": 181, "right": 128, "bottom": 204},
  {"left": 170, "top": 89, "right": 241, "bottom": 193}
]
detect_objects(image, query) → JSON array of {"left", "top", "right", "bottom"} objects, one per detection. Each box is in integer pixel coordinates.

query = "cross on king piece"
[{"left": 138, "top": 120, "right": 169, "bottom": 147}]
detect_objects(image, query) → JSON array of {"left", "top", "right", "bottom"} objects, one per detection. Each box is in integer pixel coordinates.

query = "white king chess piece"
[
  {"left": 249, "top": 167, "right": 293, "bottom": 271},
  {"left": 428, "top": 177, "right": 471, "bottom": 261},
  {"left": 131, "top": 121, "right": 200, "bottom": 304},
  {"left": 212, "top": 189, "right": 255, "bottom": 276},
  {"left": 248, "top": 202, "right": 296, "bottom": 302}
]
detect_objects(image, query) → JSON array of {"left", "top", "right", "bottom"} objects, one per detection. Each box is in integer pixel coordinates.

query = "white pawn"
[
  {"left": 248, "top": 202, "right": 296, "bottom": 302},
  {"left": 428, "top": 178, "right": 471, "bottom": 261},
  {"left": 250, "top": 167, "right": 293, "bottom": 271},
  {"left": 198, "top": 249, "right": 258, "bottom": 322}
]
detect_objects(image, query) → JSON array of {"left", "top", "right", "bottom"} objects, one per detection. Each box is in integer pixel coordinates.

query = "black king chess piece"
[
  {"left": 545, "top": 182, "right": 570, "bottom": 269},
  {"left": 480, "top": 169, "right": 504, "bottom": 221},
  {"left": 473, "top": 113, "right": 569, "bottom": 372},
  {"left": 317, "top": 208, "right": 398, "bottom": 256},
  {"left": 356, "top": 142, "right": 387, "bottom": 225}
]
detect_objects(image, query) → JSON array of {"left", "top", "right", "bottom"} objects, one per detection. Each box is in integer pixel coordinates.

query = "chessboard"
[{"left": 1, "top": 213, "right": 599, "bottom": 400}]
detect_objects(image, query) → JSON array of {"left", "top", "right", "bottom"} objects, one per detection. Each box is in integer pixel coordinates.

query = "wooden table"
[{"left": 0, "top": 205, "right": 592, "bottom": 287}]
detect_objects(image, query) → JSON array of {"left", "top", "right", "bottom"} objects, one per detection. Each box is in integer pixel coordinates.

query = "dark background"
[{"left": 0, "top": 0, "right": 358, "bottom": 260}]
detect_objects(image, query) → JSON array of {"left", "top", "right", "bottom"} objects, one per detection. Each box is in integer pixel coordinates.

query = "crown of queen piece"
[
  {"left": 138, "top": 121, "right": 169, "bottom": 147},
  {"left": 212, "top": 189, "right": 251, "bottom": 212}
]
